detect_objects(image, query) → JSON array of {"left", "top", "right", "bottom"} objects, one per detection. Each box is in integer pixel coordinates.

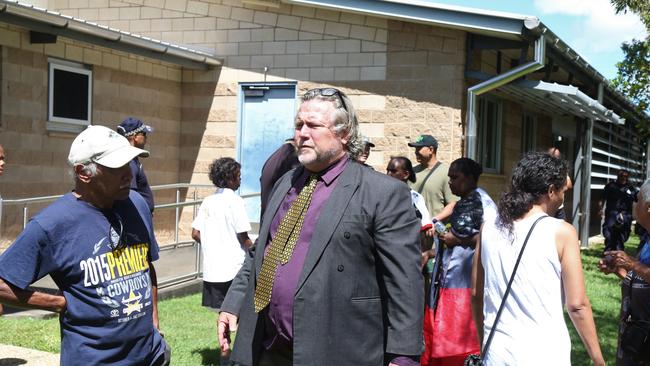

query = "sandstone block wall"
[
  {"left": 43, "top": 0, "right": 466, "bottom": 180},
  {"left": 0, "top": 23, "right": 184, "bottom": 246}
]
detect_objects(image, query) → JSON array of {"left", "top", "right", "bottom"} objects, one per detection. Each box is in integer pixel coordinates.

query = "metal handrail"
[{"left": 0, "top": 185, "right": 261, "bottom": 289}]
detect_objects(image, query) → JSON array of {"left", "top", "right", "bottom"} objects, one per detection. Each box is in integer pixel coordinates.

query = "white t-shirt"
[
  {"left": 192, "top": 188, "right": 251, "bottom": 283},
  {"left": 410, "top": 190, "right": 431, "bottom": 227}
]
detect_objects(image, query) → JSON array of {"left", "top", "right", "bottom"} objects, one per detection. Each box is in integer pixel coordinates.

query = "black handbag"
[
  {"left": 464, "top": 215, "right": 548, "bottom": 366},
  {"left": 621, "top": 276, "right": 650, "bottom": 363}
]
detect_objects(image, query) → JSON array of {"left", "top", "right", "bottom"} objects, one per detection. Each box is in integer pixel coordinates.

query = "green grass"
[
  {"left": 0, "top": 237, "right": 643, "bottom": 365},
  {"left": 0, "top": 314, "right": 60, "bottom": 353},
  {"left": 568, "top": 236, "right": 640, "bottom": 366},
  {"left": 156, "top": 294, "right": 224, "bottom": 366},
  {"left": 0, "top": 293, "right": 225, "bottom": 365}
]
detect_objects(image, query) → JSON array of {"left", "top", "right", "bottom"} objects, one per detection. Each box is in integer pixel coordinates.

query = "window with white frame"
[
  {"left": 48, "top": 59, "right": 92, "bottom": 126},
  {"left": 521, "top": 112, "right": 537, "bottom": 153}
]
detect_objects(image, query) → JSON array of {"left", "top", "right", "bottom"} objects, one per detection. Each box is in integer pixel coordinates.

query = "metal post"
[
  {"left": 192, "top": 190, "right": 197, "bottom": 219},
  {"left": 192, "top": 189, "right": 201, "bottom": 279},
  {"left": 580, "top": 119, "right": 594, "bottom": 247},
  {"left": 646, "top": 144, "right": 650, "bottom": 179},
  {"left": 465, "top": 35, "right": 546, "bottom": 158},
  {"left": 175, "top": 188, "right": 180, "bottom": 244},
  {"left": 23, "top": 206, "right": 28, "bottom": 229},
  {"left": 572, "top": 142, "right": 583, "bottom": 231},
  {"left": 0, "top": 195, "right": 3, "bottom": 238}
]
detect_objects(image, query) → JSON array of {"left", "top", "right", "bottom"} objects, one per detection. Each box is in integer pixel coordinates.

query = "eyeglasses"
[{"left": 303, "top": 88, "right": 348, "bottom": 112}]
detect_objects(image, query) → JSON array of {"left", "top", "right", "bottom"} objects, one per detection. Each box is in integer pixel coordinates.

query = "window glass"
[
  {"left": 48, "top": 60, "right": 92, "bottom": 126},
  {"left": 521, "top": 112, "right": 537, "bottom": 153},
  {"left": 477, "top": 97, "right": 502, "bottom": 172}
]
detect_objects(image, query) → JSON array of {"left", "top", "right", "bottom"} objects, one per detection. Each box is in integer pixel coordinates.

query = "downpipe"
[{"left": 465, "top": 35, "right": 546, "bottom": 158}]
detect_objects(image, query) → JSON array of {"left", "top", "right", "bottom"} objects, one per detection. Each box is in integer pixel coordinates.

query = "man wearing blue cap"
[{"left": 117, "top": 117, "right": 155, "bottom": 213}]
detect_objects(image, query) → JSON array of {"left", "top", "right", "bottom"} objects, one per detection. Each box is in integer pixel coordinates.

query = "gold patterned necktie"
[{"left": 254, "top": 174, "right": 319, "bottom": 313}]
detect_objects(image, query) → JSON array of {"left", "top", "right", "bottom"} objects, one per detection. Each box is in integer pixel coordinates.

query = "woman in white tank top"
[{"left": 471, "top": 152, "right": 605, "bottom": 366}]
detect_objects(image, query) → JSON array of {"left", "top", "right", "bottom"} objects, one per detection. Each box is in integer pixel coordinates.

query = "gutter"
[{"left": 465, "top": 30, "right": 546, "bottom": 158}]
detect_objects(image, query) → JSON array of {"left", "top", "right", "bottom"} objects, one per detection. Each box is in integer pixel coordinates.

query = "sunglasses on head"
[{"left": 304, "top": 88, "right": 348, "bottom": 112}]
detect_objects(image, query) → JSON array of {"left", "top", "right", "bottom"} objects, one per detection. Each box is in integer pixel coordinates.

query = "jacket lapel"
[{"left": 294, "top": 162, "right": 361, "bottom": 294}]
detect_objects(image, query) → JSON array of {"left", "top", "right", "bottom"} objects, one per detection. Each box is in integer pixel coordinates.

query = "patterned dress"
[{"left": 422, "top": 188, "right": 496, "bottom": 366}]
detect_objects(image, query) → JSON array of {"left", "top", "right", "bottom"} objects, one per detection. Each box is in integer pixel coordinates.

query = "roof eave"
[
  {"left": 284, "top": 0, "right": 538, "bottom": 40},
  {"left": 528, "top": 22, "right": 649, "bottom": 123},
  {"left": 0, "top": 0, "right": 222, "bottom": 70},
  {"left": 285, "top": 0, "right": 648, "bottom": 124}
]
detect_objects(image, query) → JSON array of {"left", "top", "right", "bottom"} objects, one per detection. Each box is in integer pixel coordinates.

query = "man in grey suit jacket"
[{"left": 218, "top": 87, "right": 424, "bottom": 366}]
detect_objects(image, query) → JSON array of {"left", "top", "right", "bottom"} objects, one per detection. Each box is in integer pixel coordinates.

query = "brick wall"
[
  {"left": 0, "top": 23, "right": 184, "bottom": 245},
  {"left": 43, "top": 0, "right": 466, "bottom": 176}
]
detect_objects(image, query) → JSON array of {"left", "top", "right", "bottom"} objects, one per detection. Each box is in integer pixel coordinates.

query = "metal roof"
[
  {"left": 287, "top": 0, "right": 540, "bottom": 39},
  {"left": 0, "top": 0, "right": 221, "bottom": 69},
  {"left": 285, "top": 0, "right": 647, "bottom": 123},
  {"left": 494, "top": 79, "right": 625, "bottom": 125}
]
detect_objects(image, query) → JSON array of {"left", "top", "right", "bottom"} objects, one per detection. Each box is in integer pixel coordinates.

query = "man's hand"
[
  {"left": 217, "top": 311, "right": 238, "bottom": 357},
  {"left": 441, "top": 232, "right": 460, "bottom": 247},
  {"left": 421, "top": 249, "right": 435, "bottom": 269},
  {"left": 603, "top": 250, "right": 636, "bottom": 271},
  {"left": 54, "top": 290, "right": 67, "bottom": 314},
  {"left": 598, "top": 251, "right": 630, "bottom": 279},
  {"left": 424, "top": 227, "right": 435, "bottom": 238}
]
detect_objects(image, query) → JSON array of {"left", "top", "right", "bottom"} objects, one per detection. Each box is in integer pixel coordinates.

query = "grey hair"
[
  {"left": 301, "top": 88, "right": 363, "bottom": 157},
  {"left": 70, "top": 161, "right": 98, "bottom": 182},
  {"left": 640, "top": 179, "right": 650, "bottom": 205}
]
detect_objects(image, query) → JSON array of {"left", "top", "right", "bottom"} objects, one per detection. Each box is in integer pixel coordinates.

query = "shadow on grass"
[
  {"left": 0, "top": 359, "right": 27, "bottom": 366},
  {"left": 191, "top": 347, "right": 221, "bottom": 366}
]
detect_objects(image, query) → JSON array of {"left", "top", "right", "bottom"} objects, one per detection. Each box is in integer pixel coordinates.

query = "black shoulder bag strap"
[
  {"left": 417, "top": 161, "right": 442, "bottom": 194},
  {"left": 481, "top": 214, "right": 549, "bottom": 356}
]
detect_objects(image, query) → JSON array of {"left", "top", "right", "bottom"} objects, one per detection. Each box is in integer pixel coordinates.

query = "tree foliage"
[
  {"left": 610, "top": 0, "right": 650, "bottom": 27},
  {"left": 610, "top": 0, "right": 650, "bottom": 134}
]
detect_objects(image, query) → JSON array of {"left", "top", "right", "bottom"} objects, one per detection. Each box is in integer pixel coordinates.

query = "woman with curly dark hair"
[
  {"left": 191, "top": 157, "right": 253, "bottom": 311},
  {"left": 471, "top": 152, "right": 604, "bottom": 365}
]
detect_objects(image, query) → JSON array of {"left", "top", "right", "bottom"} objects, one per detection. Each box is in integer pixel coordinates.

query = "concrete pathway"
[{"left": 0, "top": 344, "right": 59, "bottom": 366}]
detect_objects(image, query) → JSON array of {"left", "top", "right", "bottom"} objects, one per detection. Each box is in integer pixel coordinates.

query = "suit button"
[
  {"left": 344, "top": 232, "right": 351, "bottom": 239},
  {"left": 337, "top": 265, "right": 344, "bottom": 272}
]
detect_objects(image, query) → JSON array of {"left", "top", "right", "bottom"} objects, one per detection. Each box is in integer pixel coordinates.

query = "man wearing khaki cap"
[{"left": 0, "top": 125, "right": 170, "bottom": 366}]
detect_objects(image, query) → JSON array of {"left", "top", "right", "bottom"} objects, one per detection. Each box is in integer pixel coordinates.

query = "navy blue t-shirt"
[
  {"left": 129, "top": 158, "right": 155, "bottom": 213},
  {"left": 0, "top": 191, "right": 164, "bottom": 365}
]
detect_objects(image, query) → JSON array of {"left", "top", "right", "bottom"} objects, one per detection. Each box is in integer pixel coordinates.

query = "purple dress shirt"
[
  {"left": 262, "top": 157, "right": 419, "bottom": 366},
  {"left": 263, "top": 156, "right": 348, "bottom": 348}
]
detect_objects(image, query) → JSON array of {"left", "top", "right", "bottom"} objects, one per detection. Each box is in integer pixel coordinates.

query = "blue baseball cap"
[{"left": 116, "top": 117, "right": 153, "bottom": 137}]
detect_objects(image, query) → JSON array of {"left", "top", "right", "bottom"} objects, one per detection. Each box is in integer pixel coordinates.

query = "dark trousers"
[
  {"left": 151, "top": 339, "right": 172, "bottom": 366},
  {"left": 258, "top": 346, "right": 292, "bottom": 366},
  {"left": 603, "top": 211, "right": 632, "bottom": 252}
]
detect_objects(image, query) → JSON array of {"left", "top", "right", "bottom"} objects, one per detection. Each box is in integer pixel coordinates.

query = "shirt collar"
[{"left": 301, "top": 154, "right": 349, "bottom": 186}]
